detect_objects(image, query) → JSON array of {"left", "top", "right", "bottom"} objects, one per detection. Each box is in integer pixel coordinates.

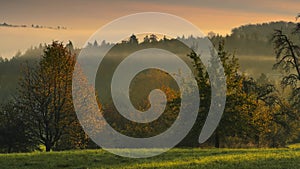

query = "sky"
[{"left": 0, "top": 0, "right": 299, "bottom": 58}]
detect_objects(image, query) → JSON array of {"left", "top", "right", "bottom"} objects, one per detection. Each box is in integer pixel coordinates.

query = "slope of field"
[{"left": 0, "top": 147, "right": 299, "bottom": 169}]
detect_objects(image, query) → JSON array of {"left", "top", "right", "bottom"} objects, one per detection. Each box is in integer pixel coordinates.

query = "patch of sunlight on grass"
[
  {"left": 0, "top": 148, "right": 299, "bottom": 169},
  {"left": 288, "top": 143, "right": 300, "bottom": 149}
]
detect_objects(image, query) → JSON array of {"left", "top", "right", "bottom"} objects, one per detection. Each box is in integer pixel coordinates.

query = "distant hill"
[
  {"left": 224, "top": 21, "right": 299, "bottom": 56},
  {"left": 0, "top": 22, "right": 67, "bottom": 30},
  {"left": 213, "top": 21, "right": 299, "bottom": 77}
]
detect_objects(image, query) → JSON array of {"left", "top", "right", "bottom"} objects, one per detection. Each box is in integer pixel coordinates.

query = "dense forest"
[
  {"left": 0, "top": 21, "right": 299, "bottom": 152},
  {"left": 1, "top": 21, "right": 297, "bottom": 103}
]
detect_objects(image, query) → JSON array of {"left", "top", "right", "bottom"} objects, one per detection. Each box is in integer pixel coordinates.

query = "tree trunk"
[
  {"left": 255, "top": 135, "right": 260, "bottom": 148},
  {"left": 45, "top": 141, "right": 51, "bottom": 152},
  {"left": 8, "top": 145, "right": 12, "bottom": 153},
  {"left": 46, "top": 145, "right": 51, "bottom": 152},
  {"left": 215, "top": 130, "right": 220, "bottom": 148}
]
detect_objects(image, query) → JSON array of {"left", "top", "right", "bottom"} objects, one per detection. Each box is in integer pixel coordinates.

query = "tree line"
[{"left": 0, "top": 21, "right": 299, "bottom": 153}]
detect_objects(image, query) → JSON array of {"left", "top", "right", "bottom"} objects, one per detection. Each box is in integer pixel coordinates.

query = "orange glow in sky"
[{"left": 0, "top": 0, "right": 298, "bottom": 58}]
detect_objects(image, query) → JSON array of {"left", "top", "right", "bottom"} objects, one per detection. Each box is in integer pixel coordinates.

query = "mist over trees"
[{"left": 0, "top": 21, "right": 299, "bottom": 152}]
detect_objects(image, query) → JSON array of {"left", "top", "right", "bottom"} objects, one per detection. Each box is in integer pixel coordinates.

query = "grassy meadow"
[{"left": 0, "top": 144, "right": 299, "bottom": 169}]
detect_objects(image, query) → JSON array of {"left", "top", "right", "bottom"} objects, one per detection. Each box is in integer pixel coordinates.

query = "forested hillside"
[{"left": 0, "top": 21, "right": 299, "bottom": 152}]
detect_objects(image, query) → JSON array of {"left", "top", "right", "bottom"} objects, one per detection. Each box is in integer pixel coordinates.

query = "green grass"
[
  {"left": 288, "top": 143, "right": 300, "bottom": 149},
  {"left": 0, "top": 147, "right": 299, "bottom": 169}
]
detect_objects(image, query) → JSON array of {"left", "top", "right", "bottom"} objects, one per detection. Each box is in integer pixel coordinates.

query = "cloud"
[
  {"left": 121, "top": 0, "right": 298, "bottom": 16},
  {"left": 0, "top": 0, "right": 297, "bottom": 29},
  {"left": 0, "top": 0, "right": 297, "bottom": 58}
]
